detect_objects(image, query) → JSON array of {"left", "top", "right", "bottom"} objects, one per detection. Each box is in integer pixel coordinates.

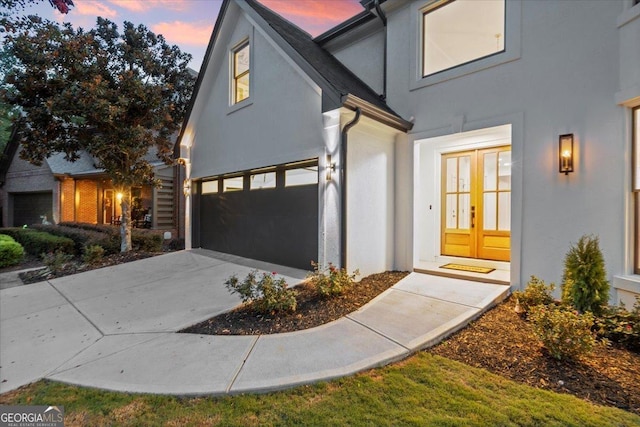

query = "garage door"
[
  {"left": 197, "top": 160, "right": 318, "bottom": 270},
  {"left": 12, "top": 192, "right": 53, "bottom": 227}
]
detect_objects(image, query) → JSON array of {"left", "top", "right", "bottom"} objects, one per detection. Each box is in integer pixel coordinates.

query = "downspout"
[
  {"left": 340, "top": 107, "right": 361, "bottom": 269},
  {"left": 374, "top": 0, "right": 387, "bottom": 100}
]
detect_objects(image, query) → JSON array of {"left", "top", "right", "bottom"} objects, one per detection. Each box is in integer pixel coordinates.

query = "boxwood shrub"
[
  {"left": 0, "top": 228, "right": 75, "bottom": 256},
  {"left": 0, "top": 234, "right": 24, "bottom": 268}
]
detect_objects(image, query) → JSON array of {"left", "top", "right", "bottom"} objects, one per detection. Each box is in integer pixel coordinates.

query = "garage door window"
[
  {"left": 285, "top": 165, "right": 318, "bottom": 187},
  {"left": 250, "top": 171, "right": 276, "bottom": 190},
  {"left": 223, "top": 176, "right": 244, "bottom": 192},
  {"left": 202, "top": 180, "right": 219, "bottom": 194}
]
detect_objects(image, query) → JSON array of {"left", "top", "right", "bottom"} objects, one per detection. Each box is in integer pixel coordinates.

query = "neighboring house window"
[
  {"left": 422, "top": 0, "right": 505, "bottom": 77},
  {"left": 634, "top": 107, "right": 640, "bottom": 274},
  {"left": 232, "top": 41, "right": 250, "bottom": 104}
]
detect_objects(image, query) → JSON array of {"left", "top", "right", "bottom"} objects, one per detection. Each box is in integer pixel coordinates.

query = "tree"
[
  {"left": 0, "top": 0, "right": 74, "bottom": 14},
  {"left": 3, "top": 16, "right": 195, "bottom": 251}
]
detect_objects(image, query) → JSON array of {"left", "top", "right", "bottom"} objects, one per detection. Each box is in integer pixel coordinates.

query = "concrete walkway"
[{"left": 1, "top": 250, "right": 509, "bottom": 395}]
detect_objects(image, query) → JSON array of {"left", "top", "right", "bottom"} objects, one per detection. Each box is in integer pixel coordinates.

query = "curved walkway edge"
[{"left": 0, "top": 250, "right": 510, "bottom": 396}]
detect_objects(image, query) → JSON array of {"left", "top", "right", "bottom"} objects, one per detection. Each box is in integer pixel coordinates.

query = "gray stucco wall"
[
  {"left": 189, "top": 11, "right": 327, "bottom": 180},
  {"left": 383, "top": 0, "right": 627, "bottom": 288}
]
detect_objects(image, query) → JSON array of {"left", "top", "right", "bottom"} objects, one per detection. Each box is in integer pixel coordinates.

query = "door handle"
[{"left": 471, "top": 206, "right": 475, "bottom": 228}]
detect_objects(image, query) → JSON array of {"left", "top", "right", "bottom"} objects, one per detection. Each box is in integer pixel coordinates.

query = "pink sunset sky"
[{"left": 22, "top": 0, "right": 365, "bottom": 70}]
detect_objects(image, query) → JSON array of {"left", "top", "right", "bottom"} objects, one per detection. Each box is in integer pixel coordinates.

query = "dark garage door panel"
[
  {"left": 12, "top": 192, "right": 53, "bottom": 227},
  {"left": 199, "top": 185, "right": 318, "bottom": 270}
]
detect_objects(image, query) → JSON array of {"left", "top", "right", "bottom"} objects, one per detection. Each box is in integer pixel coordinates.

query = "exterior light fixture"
[
  {"left": 116, "top": 192, "right": 123, "bottom": 201},
  {"left": 559, "top": 133, "right": 574, "bottom": 175},
  {"left": 326, "top": 154, "right": 336, "bottom": 181},
  {"left": 183, "top": 179, "right": 191, "bottom": 197}
]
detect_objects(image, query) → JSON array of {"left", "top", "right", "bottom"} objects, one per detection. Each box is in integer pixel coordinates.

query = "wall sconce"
[
  {"left": 559, "top": 133, "right": 574, "bottom": 175},
  {"left": 326, "top": 155, "right": 336, "bottom": 181},
  {"left": 183, "top": 179, "right": 191, "bottom": 197}
]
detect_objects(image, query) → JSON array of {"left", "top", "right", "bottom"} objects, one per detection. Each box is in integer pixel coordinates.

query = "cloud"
[
  {"left": 152, "top": 21, "right": 213, "bottom": 46},
  {"left": 108, "top": 0, "right": 188, "bottom": 13},
  {"left": 74, "top": 1, "right": 118, "bottom": 18},
  {"left": 260, "top": 0, "right": 363, "bottom": 36}
]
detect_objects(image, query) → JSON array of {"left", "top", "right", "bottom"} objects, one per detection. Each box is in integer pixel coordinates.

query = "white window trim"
[
  {"left": 410, "top": 0, "right": 522, "bottom": 90},
  {"left": 228, "top": 31, "right": 254, "bottom": 113}
]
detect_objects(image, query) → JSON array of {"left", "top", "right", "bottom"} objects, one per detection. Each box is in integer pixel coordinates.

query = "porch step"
[{"left": 414, "top": 267, "right": 510, "bottom": 286}]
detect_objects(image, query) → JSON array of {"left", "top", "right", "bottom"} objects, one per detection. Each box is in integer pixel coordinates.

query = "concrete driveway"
[
  {"left": 1, "top": 249, "right": 509, "bottom": 395},
  {"left": 0, "top": 249, "right": 307, "bottom": 392}
]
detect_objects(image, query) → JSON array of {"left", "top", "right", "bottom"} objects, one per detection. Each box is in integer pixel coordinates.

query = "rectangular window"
[
  {"left": 422, "top": 0, "right": 505, "bottom": 77},
  {"left": 223, "top": 176, "right": 244, "bottom": 192},
  {"left": 285, "top": 165, "right": 318, "bottom": 187},
  {"left": 634, "top": 107, "right": 640, "bottom": 274},
  {"left": 250, "top": 171, "right": 276, "bottom": 190},
  {"left": 232, "top": 42, "right": 250, "bottom": 104},
  {"left": 201, "top": 180, "right": 219, "bottom": 194}
]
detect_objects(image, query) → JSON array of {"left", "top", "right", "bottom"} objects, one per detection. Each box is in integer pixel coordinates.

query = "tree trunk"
[{"left": 118, "top": 186, "right": 133, "bottom": 252}]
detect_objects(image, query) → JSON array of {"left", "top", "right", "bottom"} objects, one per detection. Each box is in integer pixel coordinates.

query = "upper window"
[
  {"left": 422, "top": 0, "right": 505, "bottom": 77},
  {"left": 232, "top": 41, "right": 250, "bottom": 104}
]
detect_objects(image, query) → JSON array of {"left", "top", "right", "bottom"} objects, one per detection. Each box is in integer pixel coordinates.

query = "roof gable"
[{"left": 175, "top": 0, "right": 411, "bottom": 155}]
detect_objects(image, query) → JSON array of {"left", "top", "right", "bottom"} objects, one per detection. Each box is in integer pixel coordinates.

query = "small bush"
[
  {"left": 225, "top": 270, "right": 297, "bottom": 314},
  {"left": 42, "top": 250, "right": 75, "bottom": 274},
  {"left": 307, "top": 261, "right": 359, "bottom": 297},
  {"left": 82, "top": 244, "right": 105, "bottom": 265},
  {"left": 0, "top": 235, "right": 24, "bottom": 268},
  {"left": 561, "top": 234, "right": 609, "bottom": 315},
  {"left": 164, "top": 237, "right": 185, "bottom": 252},
  {"left": 131, "top": 230, "right": 162, "bottom": 252},
  {"left": 594, "top": 298, "right": 640, "bottom": 352},
  {"left": 32, "top": 224, "right": 119, "bottom": 254},
  {"left": 0, "top": 228, "right": 75, "bottom": 256},
  {"left": 58, "top": 221, "right": 163, "bottom": 252},
  {"left": 512, "top": 276, "right": 555, "bottom": 315},
  {"left": 529, "top": 305, "right": 595, "bottom": 360}
]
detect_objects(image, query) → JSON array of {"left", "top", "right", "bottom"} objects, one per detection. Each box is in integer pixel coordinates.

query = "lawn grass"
[{"left": 2, "top": 353, "right": 638, "bottom": 426}]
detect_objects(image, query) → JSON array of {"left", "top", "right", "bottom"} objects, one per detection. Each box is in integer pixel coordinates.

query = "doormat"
[{"left": 440, "top": 263, "right": 495, "bottom": 274}]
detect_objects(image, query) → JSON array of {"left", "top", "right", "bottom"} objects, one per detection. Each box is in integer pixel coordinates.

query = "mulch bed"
[
  {"left": 18, "top": 252, "right": 158, "bottom": 284},
  {"left": 180, "top": 271, "right": 409, "bottom": 335},
  {"left": 428, "top": 297, "right": 640, "bottom": 415}
]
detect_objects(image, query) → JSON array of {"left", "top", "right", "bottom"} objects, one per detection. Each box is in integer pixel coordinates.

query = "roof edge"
[
  {"left": 342, "top": 94, "right": 413, "bottom": 132},
  {"left": 313, "top": 10, "right": 376, "bottom": 45},
  {"left": 174, "top": 0, "right": 230, "bottom": 158}
]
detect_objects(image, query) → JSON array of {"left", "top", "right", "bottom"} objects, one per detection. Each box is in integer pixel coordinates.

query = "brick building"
[{"left": 0, "top": 132, "right": 184, "bottom": 237}]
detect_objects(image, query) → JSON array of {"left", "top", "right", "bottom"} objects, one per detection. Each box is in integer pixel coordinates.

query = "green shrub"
[
  {"left": 57, "top": 221, "right": 163, "bottom": 252},
  {"left": 0, "top": 235, "right": 24, "bottom": 268},
  {"left": 561, "top": 235, "right": 610, "bottom": 315},
  {"left": 0, "top": 234, "right": 15, "bottom": 242},
  {"left": 131, "top": 230, "right": 162, "bottom": 252},
  {"left": 225, "top": 270, "right": 297, "bottom": 314},
  {"left": 32, "top": 224, "right": 119, "bottom": 254},
  {"left": 594, "top": 298, "right": 640, "bottom": 352},
  {"left": 307, "top": 261, "right": 359, "bottom": 297},
  {"left": 512, "top": 276, "right": 555, "bottom": 315},
  {"left": 529, "top": 305, "right": 595, "bottom": 360},
  {"left": 41, "top": 250, "right": 75, "bottom": 274},
  {"left": 82, "top": 244, "right": 105, "bottom": 265},
  {"left": 0, "top": 228, "right": 75, "bottom": 256}
]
